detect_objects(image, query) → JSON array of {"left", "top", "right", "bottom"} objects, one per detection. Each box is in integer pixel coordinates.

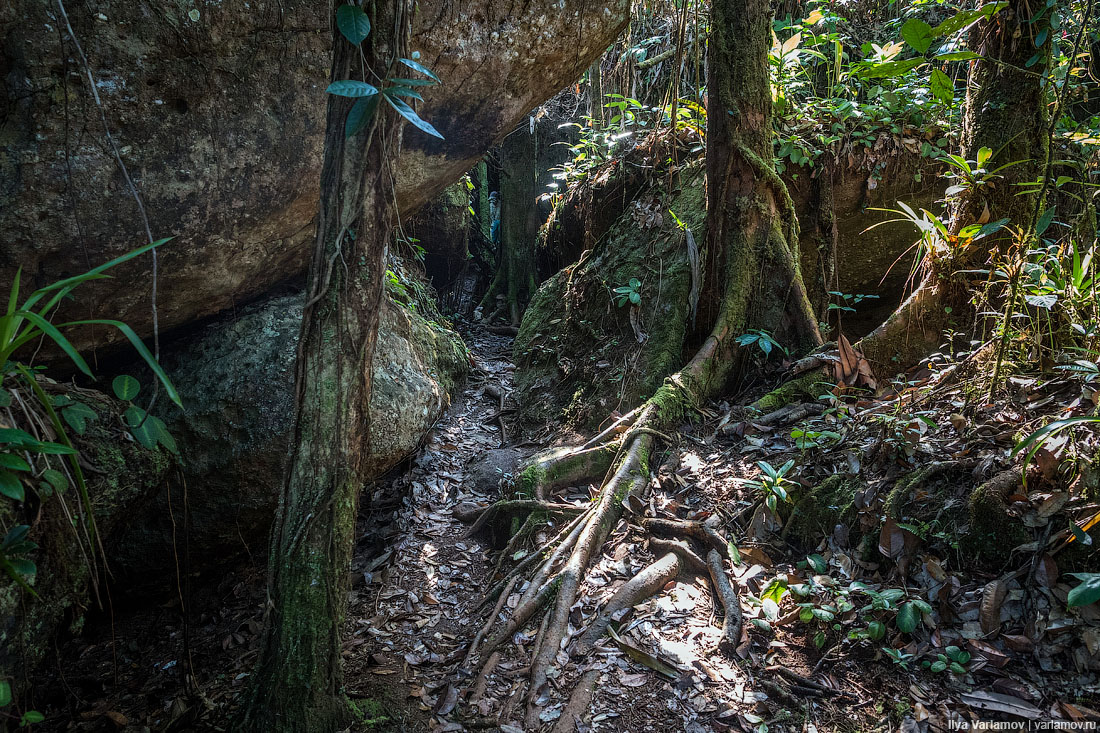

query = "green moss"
[
  {"left": 515, "top": 164, "right": 707, "bottom": 430},
  {"left": 787, "top": 474, "right": 864, "bottom": 547},
  {"left": 750, "top": 370, "right": 827, "bottom": 413},
  {"left": 965, "top": 480, "right": 1030, "bottom": 563},
  {"left": 348, "top": 697, "right": 390, "bottom": 729}
]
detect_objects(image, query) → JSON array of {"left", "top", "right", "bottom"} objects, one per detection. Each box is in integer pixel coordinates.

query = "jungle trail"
[{"left": 0, "top": 0, "right": 1099, "bottom": 731}]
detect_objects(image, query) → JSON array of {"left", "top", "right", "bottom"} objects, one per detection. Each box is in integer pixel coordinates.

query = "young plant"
[
  {"left": 736, "top": 329, "right": 787, "bottom": 358},
  {"left": 921, "top": 645, "right": 970, "bottom": 674},
  {"left": 745, "top": 459, "right": 796, "bottom": 512},
  {"left": 613, "top": 278, "right": 642, "bottom": 308}
]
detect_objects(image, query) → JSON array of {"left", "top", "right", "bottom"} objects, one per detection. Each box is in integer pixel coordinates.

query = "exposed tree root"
[
  {"left": 572, "top": 552, "right": 681, "bottom": 656},
  {"left": 463, "top": 576, "right": 518, "bottom": 668},
  {"left": 640, "top": 517, "right": 728, "bottom": 554},
  {"left": 461, "top": 499, "right": 586, "bottom": 538},
  {"left": 517, "top": 444, "right": 618, "bottom": 500},
  {"left": 706, "top": 548, "right": 742, "bottom": 652},
  {"left": 648, "top": 537, "right": 707, "bottom": 574},
  {"left": 548, "top": 668, "right": 600, "bottom": 733}
]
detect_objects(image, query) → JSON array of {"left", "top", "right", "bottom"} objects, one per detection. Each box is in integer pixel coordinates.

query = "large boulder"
[
  {"left": 109, "top": 278, "right": 467, "bottom": 582},
  {"left": 0, "top": 0, "right": 630, "bottom": 356}
]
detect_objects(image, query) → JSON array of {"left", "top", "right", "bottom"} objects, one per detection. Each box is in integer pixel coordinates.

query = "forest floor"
[{"left": 31, "top": 325, "right": 1100, "bottom": 732}]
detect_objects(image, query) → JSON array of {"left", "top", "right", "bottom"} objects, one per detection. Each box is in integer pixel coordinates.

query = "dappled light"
[{"left": 1, "top": 0, "right": 1098, "bottom": 730}]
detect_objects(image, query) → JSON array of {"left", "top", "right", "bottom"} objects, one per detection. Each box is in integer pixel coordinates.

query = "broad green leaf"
[
  {"left": 20, "top": 711, "right": 45, "bottom": 725},
  {"left": 124, "top": 405, "right": 147, "bottom": 428},
  {"left": 345, "top": 95, "right": 379, "bottom": 138},
  {"left": 9, "top": 557, "right": 35, "bottom": 578},
  {"left": 1068, "top": 573, "right": 1100, "bottom": 607},
  {"left": 867, "top": 621, "right": 885, "bottom": 640},
  {"left": 727, "top": 541, "right": 742, "bottom": 566},
  {"left": 0, "top": 469, "right": 25, "bottom": 501},
  {"left": 62, "top": 402, "right": 97, "bottom": 435},
  {"left": 931, "top": 2, "right": 1007, "bottom": 37},
  {"left": 0, "top": 429, "right": 75, "bottom": 455},
  {"left": 150, "top": 416, "right": 179, "bottom": 455},
  {"left": 0, "top": 454, "right": 30, "bottom": 472},
  {"left": 929, "top": 68, "right": 953, "bottom": 102},
  {"left": 400, "top": 57, "right": 440, "bottom": 82},
  {"left": 386, "top": 86, "right": 424, "bottom": 102},
  {"left": 0, "top": 389, "right": 11, "bottom": 408},
  {"left": 0, "top": 679, "right": 10, "bottom": 707},
  {"left": 112, "top": 375, "right": 140, "bottom": 401},
  {"left": 383, "top": 93, "right": 444, "bottom": 139},
  {"left": 327, "top": 80, "right": 380, "bottom": 98},
  {"left": 900, "top": 18, "right": 934, "bottom": 54},
  {"left": 930, "top": 660, "right": 948, "bottom": 673},
  {"left": 807, "top": 554, "right": 827, "bottom": 573},
  {"left": 896, "top": 600, "right": 921, "bottom": 633},
  {"left": 336, "top": 4, "right": 370, "bottom": 44},
  {"left": 130, "top": 420, "right": 158, "bottom": 450},
  {"left": 1035, "top": 206, "right": 1056, "bottom": 235},
  {"left": 41, "top": 469, "right": 68, "bottom": 493}
]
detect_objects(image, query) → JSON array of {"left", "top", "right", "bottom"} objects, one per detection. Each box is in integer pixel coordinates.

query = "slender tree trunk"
[
  {"left": 499, "top": 126, "right": 538, "bottom": 324},
  {"left": 859, "top": 0, "right": 1049, "bottom": 369},
  {"left": 240, "top": 1, "right": 411, "bottom": 730}
]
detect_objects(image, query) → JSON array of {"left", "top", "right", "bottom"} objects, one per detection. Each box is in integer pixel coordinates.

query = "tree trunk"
[
  {"left": 693, "top": 0, "right": 822, "bottom": 392},
  {"left": 484, "top": 126, "right": 539, "bottom": 325},
  {"left": 239, "top": 1, "right": 411, "bottom": 729},
  {"left": 859, "top": 0, "right": 1049, "bottom": 370}
]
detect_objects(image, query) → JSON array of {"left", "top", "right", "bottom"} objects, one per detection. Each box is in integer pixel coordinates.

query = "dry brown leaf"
[{"left": 980, "top": 580, "right": 1007, "bottom": 636}]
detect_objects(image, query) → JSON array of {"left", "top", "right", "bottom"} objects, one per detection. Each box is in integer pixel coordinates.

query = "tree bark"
[
  {"left": 693, "top": 0, "right": 822, "bottom": 392},
  {"left": 859, "top": 0, "right": 1049, "bottom": 370},
  {"left": 239, "top": 1, "right": 412, "bottom": 729}
]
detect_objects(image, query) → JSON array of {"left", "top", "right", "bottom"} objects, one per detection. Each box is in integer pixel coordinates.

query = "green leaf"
[
  {"left": 0, "top": 454, "right": 30, "bottom": 472},
  {"left": 41, "top": 469, "right": 68, "bottom": 494},
  {"left": 929, "top": 68, "right": 953, "bottom": 102},
  {"left": 867, "top": 621, "right": 886, "bottom": 640},
  {"left": 0, "top": 679, "right": 10, "bottom": 707},
  {"left": 896, "top": 601, "right": 921, "bottom": 633},
  {"left": 400, "top": 57, "right": 440, "bottom": 82},
  {"left": 386, "top": 86, "right": 423, "bottom": 101},
  {"left": 807, "top": 554, "right": 827, "bottom": 573},
  {"left": 336, "top": 4, "right": 371, "bottom": 44},
  {"left": 900, "top": 18, "right": 934, "bottom": 54},
  {"left": 326, "top": 80, "right": 380, "bottom": 98},
  {"left": 934, "top": 50, "right": 980, "bottom": 61},
  {"left": 130, "top": 420, "right": 157, "bottom": 450},
  {"left": 727, "top": 541, "right": 742, "bottom": 566},
  {"left": 800, "top": 606, "right": 814, "bottom": 623},
  {"left": 930, "top": 660, "right": 948, "bottom": 673},
  {"left": 112, "top": 375, "right": 140, "bottom": 401},
  {"left": 149, "top": 416, "right": 178, "bottom": 455},
  {"left": 386, "top": 77, "right": 437, "bottom": 87},
  {"left": 1035, "top": 206, "right": 1056, "bottom": 235},
  {"left": 20, "top": 710, "right": 45, "bottom": 726},
  {"left": 383, "top": 93, "right": 444, "bottom": 139},
  {"left": 124, "top": 405, "right": 146, "bottom": 428},
  {"left": 1068, "top": 573, "right": 1100, "bottom": 607},
  {"left": 9, "top": 310, "right": 92, "bottom": 377},
  {"left": 931, "top": 2, "right": 1007, "bottom": 37},
  {"left": 0, "top": 469, "right": 25, "bottom": 501},
  {"left": 345, "top": 95, "right": 379, "bottom": 138},
  {"left": 63, "top": 320, "right": 181, "bottom": 407},
  {"left": 62, "top": 402, "right": 97, "bottom": 435},
  {"left": 9, "top": 557, "right": 35, "bottom": 578},
  {"left": 0, "top": 389, "right": 11, "bottom": 408}
]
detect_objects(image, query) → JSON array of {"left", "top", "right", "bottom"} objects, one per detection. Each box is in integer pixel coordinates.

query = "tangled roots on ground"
[{"left": 458, "top": 380, "right": 742, "bottom": 730}]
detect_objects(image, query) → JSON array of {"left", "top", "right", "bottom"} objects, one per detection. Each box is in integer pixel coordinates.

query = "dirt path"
[{"left": 340, "top": 326, "right": 802, "bottom": 733}]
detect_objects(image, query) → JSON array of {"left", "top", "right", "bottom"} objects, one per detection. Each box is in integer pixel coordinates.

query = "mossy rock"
[
  {"left": 111, "top": 267, "right": 468, "bottom": 588},
  {"left": 515, "top": 163, "right": 706, "bottom": 429},
  {"left": 786, "top": 474, "right": 866, "bottom": 548},
  {"left": 0, "top": 383, "right": 172, "bottom": 697}
]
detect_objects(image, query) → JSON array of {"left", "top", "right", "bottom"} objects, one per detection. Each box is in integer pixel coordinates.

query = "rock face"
[
  {"left": 0, "top": 0, "right": 630, "bottom": 356},
  {"left": 110, "top": 285, "right": 468, "bottom": 582}
]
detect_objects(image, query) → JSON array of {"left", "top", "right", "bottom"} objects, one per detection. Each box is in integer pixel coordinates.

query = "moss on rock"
[
  {"left": 515, "top": 164, "right": 706, "bottom": 429},
  {"left": 786, "top": 474, "right": 865, "bottom": 547}
]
